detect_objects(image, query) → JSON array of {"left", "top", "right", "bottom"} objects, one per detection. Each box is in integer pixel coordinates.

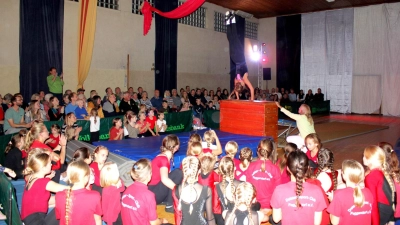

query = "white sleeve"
[
  {"left": 317, "top": 172, "right": 332, "bottom": 193},
  {"left": 124, "top": 127, "right": 128, "bottom": 136}
]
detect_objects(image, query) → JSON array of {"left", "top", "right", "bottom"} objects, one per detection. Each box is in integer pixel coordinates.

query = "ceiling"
[{"left": 206, "top": 0, "right": 400, "bottom": 18}]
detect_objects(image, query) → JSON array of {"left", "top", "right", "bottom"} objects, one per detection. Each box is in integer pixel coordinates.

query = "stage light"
[
  {"left": 252, "top": 52, "right": 260, "bottom": 61},
  {"left": 262, "top": 43, "right": 266, "bottom": 46},
  {"left": 262, "top": 58, "right": 267, "bottom": 62},
  {"left": 253, "top": 44, "right": 258, "bottom": 52},
  {"left": 263, "top": 51, "right": 267, "bottom": 54}
]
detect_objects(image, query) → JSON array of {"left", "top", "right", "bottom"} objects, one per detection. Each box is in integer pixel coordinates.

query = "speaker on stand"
[{"left": 263, "top": 68, "right": 271, "bottom": 89}]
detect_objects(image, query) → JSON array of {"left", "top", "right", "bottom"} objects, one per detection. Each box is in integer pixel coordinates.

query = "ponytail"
[
  {"left": 5, "top": 134, "right": 23, "bottom": 153},
  {"left": 353, "top": 185, "right": 365, "bottom": 207},
  {"left": 287, "top": 150, "right": 309, "bottom": 208},
  {"left": 65, "top": 188, "right": 73, "bottom": 225}
]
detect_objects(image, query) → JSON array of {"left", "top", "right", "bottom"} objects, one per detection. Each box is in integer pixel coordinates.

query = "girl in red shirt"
[
  {"left": 271, "top": 150, "right": 327, "bottom": 225},
  {"left": 55, "top": 160, "right": 102, "bottom": 225},
  {"left": 276, "top": 143, "right": 297, "bottom": 185},
  {"left": 121, "top": 159, "right": 169, "bottom": 225},
  {"left": 216, "top": 157, "right": 242, "bottom": 213},
  {"left": 137, "top": 112, "right": 156, "bottom": 137},
  {"left": 21, "top": 151, "right": 67, "bottom": 225},
  {"left": 186, "top": 141, "right": 203, "bottom": 157},
  {"left": 100, "top": 162, "right": 125, "bottom": 225},
  {"left": 235, "top": 147, "right": 252, "bottom": 181},
  {"left": 327, "top": 159, "right": 373, "bottom": 225},
  {"left": 315, "top": 148, "right": 338, "bottom": 194},
  {"left": 148, "top": 135, "right": 183, "bottom": 213},
  {"left": 304, "top": 133, "right": 321, "bottom": 167},
  {"left": 145, "top": 109, "right": 157, "bottom": 132},
  {"left": 45, "top": 124, "right": 61, "bottom": 149},
  {"left": 90, "top": 146, "right": 109, "bottom": 194},
  {"left": 245, "top": 139, "right": 281, "bottom": 220},
  {"left": 363, "top": 145, "right": 395, "bottom": 225},
  {"left": 109, "top": 118, "right": 124, "bottom": 141}
]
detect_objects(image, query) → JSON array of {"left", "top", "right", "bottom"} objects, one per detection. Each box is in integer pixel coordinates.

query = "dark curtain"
[
  {"left": 154, "top": 0, "right": 178, "bottom": 94},
  {"left": 228, "top": 15, "right": 245, "bottom": 91},
  {"left": 20, "top": 0, "right": 64, "bottom": 101},
  {"left": 276, "top": 15, "right": 301, "bottom": 92}
]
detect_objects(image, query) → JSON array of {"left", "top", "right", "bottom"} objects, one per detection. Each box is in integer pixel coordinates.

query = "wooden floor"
[{"left": 310, "top": 113, "right": 400, "bottom": 169}]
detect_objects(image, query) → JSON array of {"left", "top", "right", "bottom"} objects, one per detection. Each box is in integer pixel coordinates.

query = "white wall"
[{"left": 0, "top": 0, "right": 277, "bottom": 96}]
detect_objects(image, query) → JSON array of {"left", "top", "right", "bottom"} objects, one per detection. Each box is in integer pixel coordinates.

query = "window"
[
  {"left": 214, "top": 11, "right": 227, "bottom": 33},
  {"left": 245, "top": 20, "right": 258, "bottom": 40},
  {"left": 178, "top": 2, "right": 206, "bottom": 28},
  {"left": 98, "top": 0, "right": 119, "bottom": 10},
  {"left": 132, "top": 0, "right": 153, "bottom": 15}
]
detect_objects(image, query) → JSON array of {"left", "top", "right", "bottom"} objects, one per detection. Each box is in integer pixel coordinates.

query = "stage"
[{"left": 92, "top": 129, "right": 270, "bottom": 168}]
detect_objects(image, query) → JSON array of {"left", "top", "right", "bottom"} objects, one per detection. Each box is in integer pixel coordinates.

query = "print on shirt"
[
  {"left": 251, "top": 169, "right": 273, "bottom": 181},
  {"left": 121, "top": 194, "right": 141, "bottom": 211},
  {"left": 285, "top": 195, "right": 317, "bottom": 208},
  {"left": 347, "top": 201, "right": 372, "bottom": 216}
]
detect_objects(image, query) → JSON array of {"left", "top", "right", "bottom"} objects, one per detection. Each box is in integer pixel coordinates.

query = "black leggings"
[
  {"left": 148, "top": 169, "right": 183, "bottom": 206},
  {"left": 22, "top": 210, "right": 58, "bottom": 225}
]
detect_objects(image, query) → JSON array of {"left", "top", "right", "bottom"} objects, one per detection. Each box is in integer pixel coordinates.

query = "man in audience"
[
  {"left": 150, "top": 90, "right": 163, "bottom": 110},
  {"left": 64, "top": 89, "right": 72, "bottom": 95},
  {"left": 103, "top": 93, "right": 120, "bottom": 117},
  {"left": 188, "top": 89, "right": 196, "bottom": 106},
  {"left": 185, "top": 86, "right": 190, "bottom": 94},
  {"left": 65, "top": 92, "right": 78, "bottom": 114},
  {"left": 314, "top": 88, "right": 324, "bottom": 102},
  {"left": 46, "top": 67, "right": 64, "bottom": 101},
  {"left": 195, "top": 89, "right": 207, "bottom": 106},
  {"left": 137, "top": 87, "right": 143, "bottom": 100},
  {"left": 87, "top": 90, "right": 98, "bottom": 104},
  {"left": 171, "top": 89, "right": 181, "bottom": 110},
  {"left": 4, "top": 96, "right": 32, "bottom": 134},
  {"left": 132, "top": 92, "right": 140, "bottom": 105},
  {"left": 115, "top": 87, "right": 122, "bottom": 101},
  {"left": 2, "top": 93, "right": 13, "bottom": 111},
  {"left": 271, "top": 88, "right": 281, "bottom": 101},
  {"left": 288, "top": 88, "right": 297, "bottom": 102},
  {"left": 103, "top": 87, "right": 113, "bottom": 103},
  {"left": 119, "top": 92, "right": 138, "bottom": 115}
]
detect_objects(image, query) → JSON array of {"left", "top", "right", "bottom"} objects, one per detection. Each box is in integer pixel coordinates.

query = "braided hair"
[
  {"left": 257, "top": 139, "right": 275, "bottom": 172},
  {"left": 227, "top": 182, "right": 257, "bottom": 225},
  {"left": 179, "top": 156, "right": 201, "bottom": 214},
  {"left": 287, "top": 150, "right": 309, "bottom": 208},
  {"left": 379, "top": 142, "right": 400, "bottom": 183},
  {"left": 239, "top": 147, "right": 253, "bottom": 170},
  {"left": 218, "top": 156, "right": 235, "bottom": 205},
  {"left": 315, "top": 148, "right": 337, "bottom": 191}
]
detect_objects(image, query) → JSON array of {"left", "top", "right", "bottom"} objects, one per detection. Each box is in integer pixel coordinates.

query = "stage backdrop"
[
  {"left": 300, "top": 8, "right": 353, "bottom": 114},
  {"left": 19, "top": 0, "right": 64, "bottom": 101}
]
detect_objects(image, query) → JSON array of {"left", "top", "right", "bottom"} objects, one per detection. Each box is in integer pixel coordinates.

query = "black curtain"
[
  {"left": 20, "top": 0, "right": 64, "bottom": 101},
  {"left": 276, "top": 15, "right": 301, "bottom": 92},
  {"left": 154, "top": 0, "right": 178, "bottom": 94},
  {"left": 228, "top": 15, "right": 245, "bottom": 91}
]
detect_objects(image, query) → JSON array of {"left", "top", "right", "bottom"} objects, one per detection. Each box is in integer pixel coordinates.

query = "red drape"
[{"left": 141, "top": 0, "right": 205, "bottom": 35}]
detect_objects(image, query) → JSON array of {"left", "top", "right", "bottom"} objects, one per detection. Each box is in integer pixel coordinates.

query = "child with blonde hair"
[
  {"left": 90, "top": 146, "right": 109, "bottom": 194},
  {"left": 55, "top": 160, "right": 102, "bottom": 225},
  {"left": 121, "top": 159, "right": 169, "bottom": 224},
  {"left": 101, "top": 162, "right": 125, "bottom": 225},
  {"left": 327, "top": 159, "right": 373, "bottom": 225},
  {"left": 235, "top": 147, "right": 252, "bottom": 181},
  {"left": 216, "top": 157, "right": 242, "bottom": 213},
  {"left": 202, "top": 130, "right": 222, "bottom": 156},
  {"left": 223, "top": 182, "right": 264, "bottom": 225},
  {"left": 186, "top": 141, "right": 203, "bottom": 157}
]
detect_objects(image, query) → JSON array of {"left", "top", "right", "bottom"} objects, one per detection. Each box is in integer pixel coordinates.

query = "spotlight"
[{"left": 252, "top": 52, "right": 260, "bottom": 61}]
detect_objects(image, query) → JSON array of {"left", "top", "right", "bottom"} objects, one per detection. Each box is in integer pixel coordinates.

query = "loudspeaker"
[{"left": 263, "top": 68, "right": 271, "bottom": 80}]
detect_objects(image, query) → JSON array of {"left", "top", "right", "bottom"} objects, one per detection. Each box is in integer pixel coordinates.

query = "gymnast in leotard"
[{"left": 226, "top": 11, "right": 255, "bottom": 100}]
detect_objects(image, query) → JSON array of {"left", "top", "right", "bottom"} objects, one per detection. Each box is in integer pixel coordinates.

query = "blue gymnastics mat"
[{"left": 93, "top": 130, "right": 272, "bottom": 168}]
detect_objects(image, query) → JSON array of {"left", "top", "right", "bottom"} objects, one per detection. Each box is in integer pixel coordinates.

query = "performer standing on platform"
[
  {"left": 275, "top": 102, "right": 315, "bottom": 150},
  {"left": 226, "top": 11, "right": 254, "bottom": 100}
]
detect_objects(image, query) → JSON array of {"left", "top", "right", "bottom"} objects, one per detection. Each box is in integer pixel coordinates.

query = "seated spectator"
[
  {"left": 62, "top": 93, "right": 70, "bottom": 106},
  {"left": 145, "top": 109, "right": 157, "bottom": 134},
  {"left": 297, "top": 89, "right": 305, "bottom": 102},
  {"left": 109, "top": 117, "right": 124, "bottom": 141},
  {"left": 196, "top": 88, "right": 207, "bottom": 105},
  {"left": 258, "top": 93, "right": 268, "bottom": 101},
  {"left": 127, "top": 87, "right": 134, "bottom": 97},
  {"left": 304, "top": 89, "right": 314, "bottom": 104},
  {"left": 4, "top": 133, "right": 25, "bottom": 179},
  {"left": 150, "top": 89, "right": 163, "bottom": 110},
  {"left": 193, "top": 98, "right": 204, "bottom": 118},
  {"left": 265, "top": 89, "right": 271, "bottom": 99},
  {"left": 271, "top": 88, "right": 282, "bottom": 101},
  {"left": 163, "top": 90, "right": 174, "bottom": 109},
  {"left": 280, "top": 87, "right": 286, "bottom": 96},
  {"left": 77, "top": 88, "right": 86, "bottom": 100},
  {"left": 87, "top": 95, "right": 105, "bottom": 118},
  {"left": 120, "top": 92, "right": 139, "bottom": 115},
  {"left": 171, "top": 89, "right": 181, "bottom": 110},
  {"left": 30, "top": 93, "right": 44, "bottom": 111},
  {"left": 2, "top": 93, "right": 13, "bottom": 111},
  {"left": 103, "top": 94, "right": 120, "bottom": 117},
  {"left": 137, "top": 87, "right": 144, "bottom": 100},
  {"left": 124, "top": 113, "right": 139, "bottom": 139},
  {"left": 269, "top": 94, "right": 278, "bottom": 101},
  {"left": 222, "top": 89, "right": 230, "bottom": 100},
  {"left": 62, "top": 112, "right": 82, "bottom": 141},
  {"left": 203, "top": 89, "right": 211, "bottom": 102},
  {"left": 137, "top": 112, "right": 155, "bottom": 137},
  {"left": 131, "top": 92, "right": 140, "bottom": 106},
  {"left": 280, "top": 94, "right": 291, "bottom": 103},
  {"left": 114, "top": 87, "right": 122, "bottom": 101},
  {"left": 48, "top": 97, "right": 65, "bottom": 121},
  {"left": 212, "top": 96, "right": 220, "bottom": 110},
  {"left": 181, "top": 91, "right": 190, "bottom": 107},
  {"left": 180, "top": 101, "right": 191, "bottom": 112},
  {"left": 188, "top": 89, "right": 197, "bottom": 106},
  {"left": 65, "top": 92, "right": 78, "bottom": 115},
  {"left": 158, "top": 100, "right": 171, "bottom": 114},
  {"left": 87, "top": 90, "right": 98, "bottom": 104},
  {"left": 216, "top": 90, "right": 223, "bottom": 100},
  {"left": 139, "top": 91, "right": 153, "bottom": 110},
  {"left": 206, "top": 101, "right": 217, "bottom": 110},
  {"left": 103, "top": 87, "right": 113, "bottom": 103},
  {"left": 156, "top": 112, "right": 168, "bottom": 136},
  {"left": 138, "top": 104, "right": 147, "bottom": 114},
  {"left": 45, "top": 124, "right": 62, "bottom": 150},
  {"left": 65, "top": 89, "right": 72, "bottom": 95},
  {"left": 25, "top": 100, "right": 47, "bottom": 123},
  {"left": 313, "top": 88, "right": 324, "bottom": 102},
  {"left": 42, "top": 93, "right": 53, "bottom": 119},
  {"left": 74, "top": 99, "right": 88, "bottom": 119},
  {"left": 288, "top": 89, "right": 297, "bottom": 102}
]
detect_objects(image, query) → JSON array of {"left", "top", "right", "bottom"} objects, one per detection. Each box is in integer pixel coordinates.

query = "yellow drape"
[{"left": 77, "top": 0, "right": 97, "bottom": 89}]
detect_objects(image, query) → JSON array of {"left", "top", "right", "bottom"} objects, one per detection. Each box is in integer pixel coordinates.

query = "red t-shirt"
[
  {"left": 234, "top": 159, "right": 247, "bottom": 181},
  {"left": 109, "top": 127, "right": 121, "bottom": 140},
  {"left": 270, "top": 181, "right": 327, "bottom": 225},
  {"left": 21, "top": 178, "right": 51, "bottom": 219},
  {"left": 245, "top": 159, "right": 281, "bottom": 208},
  {"left": 90, "top": 162, "right": 102, "bottom": 186},
  {"left": 327, "top": 187, "right": 373, "bottom": 225},
  {"left": 145, "top": 116, "right": 157, "bottom": 130},
  {"left": 102, "top": 181, "right": 125, "bottom": 223},
  {"left": 0, "top": 106, "right": 4, "bottom": 120},
  {"left": 29, "top": 140, "right": 60, "bottom": 170},
  {"left": 121, "top": 182, "right": 157, "bottom": 225},
  {"left": 306, "top": 149, "right": 318, "bottom": 164},
  {"left": 149, "top": 155, "right": 170, "bottom": 185},
  {"left": 307, "top": 178, "right": 330, "bottom": 225},
  {"left": 55, "top": 188, "right": 102, "bottom": 225},
  {"left": 47, "top": 134, "right": 60, "bottom": 149},
  {"left": 395, "top": 182, "right": 400, "bottom": 218},
  {"left": 365, "top": 169, "right": 392, "bottom": 225}
]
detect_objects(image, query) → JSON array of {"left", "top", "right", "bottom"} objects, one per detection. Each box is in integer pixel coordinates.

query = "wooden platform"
[{"left": 220, "top": 100, "right": 278, "bottom": 142}]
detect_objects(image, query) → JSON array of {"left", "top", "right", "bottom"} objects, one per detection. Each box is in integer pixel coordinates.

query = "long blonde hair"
[
  {"left": 299, "top": 104, "right": 313, "bottom": 125},
  {"left": 225, "top": 141, "right": 238, "bottom": 159},
  {"left": 227, "top": 182, "right": 256, "bottom": 225},
  {"left": 24, "top": 122, "right": 47, "bottom": 150},
  {"left": 23, "top": 150, "right": 50, "bottom": 176},
  {"left": 179, "top": 156, "right": 200, "bottom": 214},
  {"left": 342, "top": 160, "right": 366, "bottom": 207}
]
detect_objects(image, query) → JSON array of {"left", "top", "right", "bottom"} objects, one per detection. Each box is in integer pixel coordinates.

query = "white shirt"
[
  {"left": 201, "top": 142, "right": 217, "bottom": 150},
  {"left": 156, "top": 119, "right": 167, "bottom": 132},
  {"left": 90, "top": 116, "right": 100, "bottom": 132}
]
